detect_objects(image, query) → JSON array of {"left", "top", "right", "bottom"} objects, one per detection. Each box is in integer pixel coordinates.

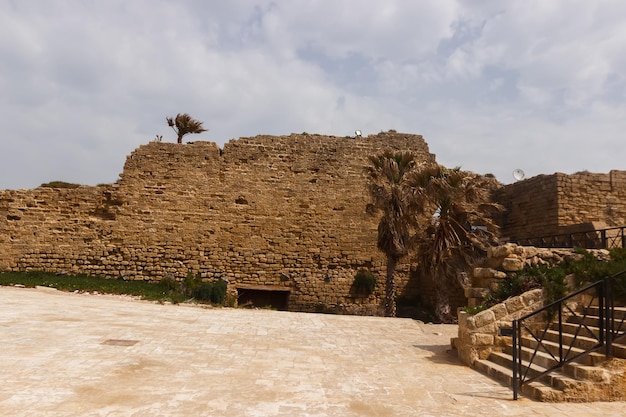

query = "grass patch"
[{"left": 0, "top": 271, "right": 210, "bottom": 304}]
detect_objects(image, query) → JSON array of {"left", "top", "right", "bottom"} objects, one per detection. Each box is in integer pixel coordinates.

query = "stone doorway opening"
[{"left": 236, "top": 285, "right": 290, "bottom": 310}]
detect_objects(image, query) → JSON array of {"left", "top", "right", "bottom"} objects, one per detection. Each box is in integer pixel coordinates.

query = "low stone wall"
[
  {"left": 454, "top": 243, "right": 610, "bottom": 366},
  {"left": 455, "top": 288, "right": 544, "bottom": 365}
]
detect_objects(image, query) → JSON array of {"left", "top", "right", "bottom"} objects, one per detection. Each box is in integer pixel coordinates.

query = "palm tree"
[
  {"left": 366, "top": 151, "right": 419, "bottom": 317},
  {"left": 166, "top": 113, "right": 207, "bottom": 143},
  {"left": 408, "top": 165, "right": 502, "bottom": 322}
]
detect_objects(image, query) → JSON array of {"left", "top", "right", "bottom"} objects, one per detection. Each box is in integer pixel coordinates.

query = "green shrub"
[
  {"left": 482, "top": 264, "right": 567, "bottom": 311},
  {"left": 182, "top": 271, "right": 203, "bottom": 296},
  {"left": 488, "top": 269, "right": 543, "bottom": 304},
  {"left": 191, "top": 279, "right": 227, "bottom": 305},
  {"left": 210, "top": 279, "right": 227, "bottom": 304},
  {"left": 353, "top": 269, "right": 376, "bottom": 295},
  {"left": 462, "top": 304, "right": 489, "bottom": 315},
  {"left": 159, "top": 275, "right": 180, "bottom": 293},
  {"left": 191, "top": 282, "right": 213, "bottom": 301},
  {"left": 571, "top": 248, "right": 626, "bottom": 302}
]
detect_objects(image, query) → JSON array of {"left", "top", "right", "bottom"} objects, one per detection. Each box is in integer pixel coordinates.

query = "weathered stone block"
[
  {"left": 488, "top": 243, "right": 517, "bottom": 259},
  {"left": 501, "top": 256, "right": 524, "bottom": 272},
  {"left": 473, "top": 310, "right": 495, "bottom": 329},
  {"left": 504, "top": 296, "right": 525, "bottom": 313},
  {"left": 473, "top": 267, "right": 496, "bottom": 278},
  {"left": 520, "top": 288, "right": 544, "bottom": 306},
  {"left": 470, "top": 332, "right": 494, "bottom": 346},
  {"left": 465, "top": 315, "right": 477, "bottom": 330},
  {"left": 492, "top": 270, "right": 507, "bottom": 279},
  {"left": 464, "top": 287, "right": 489, "bottom": 299},
  {"left": 490, "top": 303, "right": 508, "bottom": 320}
]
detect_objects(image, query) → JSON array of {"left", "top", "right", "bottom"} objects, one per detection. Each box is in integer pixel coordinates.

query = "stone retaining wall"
[
  {"left": 456, "top": 288, "right": 544, "bottom": 365},
  {"left": 455, "top": 243, "right": 610, "bottom": 365}
]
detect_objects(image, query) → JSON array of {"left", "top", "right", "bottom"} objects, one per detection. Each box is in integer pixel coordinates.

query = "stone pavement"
[{"left": 0, "top": 286, "right": 624, "bottom": 417}]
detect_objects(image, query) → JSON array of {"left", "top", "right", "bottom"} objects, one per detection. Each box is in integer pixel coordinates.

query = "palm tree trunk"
[
  {"left": 434, "top": 275, "right": 452, "bottom": 323},
  {"left": 385, "top": 256, "right": 398, "bottom": 317}
]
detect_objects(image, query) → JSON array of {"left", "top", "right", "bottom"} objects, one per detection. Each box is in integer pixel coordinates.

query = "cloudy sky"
[{"left": 1, "top": 0, "right": 625, "bottom": 189}]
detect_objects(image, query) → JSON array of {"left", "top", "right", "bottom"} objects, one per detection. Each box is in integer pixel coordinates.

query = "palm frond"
[{"left": 167, "top": 113, "right": 207, "bottom": 143}]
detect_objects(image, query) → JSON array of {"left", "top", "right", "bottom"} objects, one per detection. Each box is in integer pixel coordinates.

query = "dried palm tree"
[{"left": 166, "top": 113, "right": 207, "bottom": 143}]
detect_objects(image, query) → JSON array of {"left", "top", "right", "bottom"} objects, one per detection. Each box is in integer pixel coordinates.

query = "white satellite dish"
[{"left": 512, "top": 169, "right": 525, "bottom": 181}]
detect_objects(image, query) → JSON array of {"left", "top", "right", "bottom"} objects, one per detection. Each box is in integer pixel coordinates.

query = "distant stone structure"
[
  {"left": 0, "top": 132, "right": 435, "bottom": 313},
  {"left": 499, "top": 170, "right": 626, "bottom": 242}
]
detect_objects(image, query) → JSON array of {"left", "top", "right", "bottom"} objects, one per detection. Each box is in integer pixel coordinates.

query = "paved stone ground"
[{"left": 0, "top": 286, "right": 624, "bottom": 416}]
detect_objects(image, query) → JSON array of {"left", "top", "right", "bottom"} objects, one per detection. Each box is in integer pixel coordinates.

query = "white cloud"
[{"left": 0, "top": 0, "right": 625, "bottom": 188}]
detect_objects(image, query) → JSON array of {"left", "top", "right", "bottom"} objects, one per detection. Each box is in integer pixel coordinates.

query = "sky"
[{"left": 1, "top": 0, "right": 625, "bottom": 189}]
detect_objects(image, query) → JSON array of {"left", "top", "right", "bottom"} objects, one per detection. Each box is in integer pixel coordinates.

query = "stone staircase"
[{"left": 473, "top": 306, "right": 626, "bottom": 402}]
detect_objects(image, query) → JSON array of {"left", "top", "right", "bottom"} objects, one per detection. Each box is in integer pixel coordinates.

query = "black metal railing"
[
  {"left": 512, "top": 270, "right": 626, "bottom": 400},
  {"left": 514, "top": 226, "right": 626, "bottom": 249}
]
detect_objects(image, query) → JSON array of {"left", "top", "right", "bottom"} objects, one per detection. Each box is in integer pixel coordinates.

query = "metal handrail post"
[
  {"left": 512, "top": 319, "right": 518, "bottom": 400},
  {"left": 558, "top": 305, "right": 563, "bottom": 362},
  {"left": 598, "top": 279, "right": 605, "bottom": 346},
  {"left": 605, "top": 276, "right": 613, "bottom": 358}
]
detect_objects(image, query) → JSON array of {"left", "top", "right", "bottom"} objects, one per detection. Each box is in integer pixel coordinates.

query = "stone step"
[
  {"left": 471, "top": 303, "right": 626, "bottom": 402},
  {"left": 522, "top": 328, "right": 626, "bottom": 360},
  {"left": 543, "top": 328, "right": 603, "bottom": 350},
  {"left": 485, "top": 349, "right": 601, "bottom": 396},
  {"left": 562, "top": 314, "right": 625, "bottom": 331},
  {"left": 492, "top": 346, "right": 605, "bottom": 387},
  {"left": 473, "top": 357, "right": 513, "bottom": 387},
  {"left": 520, "top": 335, "right": 605, "bottom": 366},
  {"left": 601, "top": 338, "right": 626, "bottom": 357},
  {"left": 556, "top": 323, "right": 626, "bottom": 358},
  {"left": 473, "top": 356, "right": 565, "bottom": 401},
  {"left": 585, "top": 306, "right": 626, "bottom": 320}
]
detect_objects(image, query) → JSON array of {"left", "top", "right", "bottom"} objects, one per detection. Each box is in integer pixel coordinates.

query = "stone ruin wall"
[
  {"left": 0, "top": 132, "right": 436, "bottom": 314},
  {"left": 500, "top": 170, "right": 626, "bottom": 241}
]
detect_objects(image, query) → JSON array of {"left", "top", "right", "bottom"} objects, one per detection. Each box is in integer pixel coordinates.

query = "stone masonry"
[
  {"left": 0, "top": 132, "right": 435, "bottom": 313},
  {"left": 500, "top": 170, "right": 626, "bottom": 241},
  {"left": 456, "top": 243, "right": 610, "bottom": 366}
]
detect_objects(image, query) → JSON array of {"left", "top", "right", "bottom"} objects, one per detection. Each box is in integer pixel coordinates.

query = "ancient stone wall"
[
  {"left": 500, "top": 170, "right": 626, "bottom": 241},
  {"left": 0, "top": 132, "right": 435, "bottom": 314}
]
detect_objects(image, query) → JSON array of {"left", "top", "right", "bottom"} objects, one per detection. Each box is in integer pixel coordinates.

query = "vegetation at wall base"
[
  {"left": 191, "top": 280, "right": 227, "bottom": 304},
  {"left": 573, "top": 247, "right": 626, "bottom": 301},
  {"left": 466, "top": 247, "right": 626, "bottom": 314},
  {"left": 0, "top": 271, "right": 228, "bottom": 305},
  {"left": 353, "top": 269, "right": 377, "bottom": 296}
]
